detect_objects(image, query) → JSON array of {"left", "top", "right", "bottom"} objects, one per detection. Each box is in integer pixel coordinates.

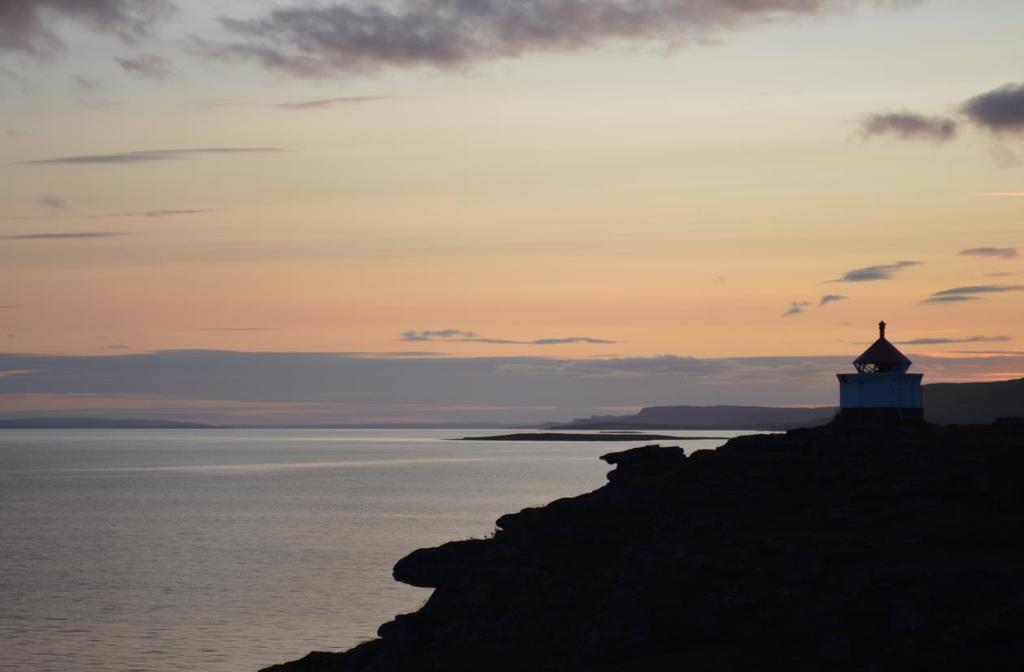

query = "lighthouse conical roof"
[{"left": 853, "top": 321, "right": 911, "bottom": 371}]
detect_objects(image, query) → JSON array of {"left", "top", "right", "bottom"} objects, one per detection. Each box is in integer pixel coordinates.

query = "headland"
[{"left": 263, "top": 418, "right": 1024, "bottom": 671}]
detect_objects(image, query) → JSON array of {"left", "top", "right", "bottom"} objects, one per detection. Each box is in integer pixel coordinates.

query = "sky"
[{"left": 1, "top": 0, "right": 1022, "bottom": 424}]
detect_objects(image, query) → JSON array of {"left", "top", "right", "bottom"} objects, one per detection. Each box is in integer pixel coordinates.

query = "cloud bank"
[
  {"left": 0, "top": 349, "right": 1020, "bottom": 425},
  {"left": 210, "top": 0, "right": 915, "bottom": 77}
]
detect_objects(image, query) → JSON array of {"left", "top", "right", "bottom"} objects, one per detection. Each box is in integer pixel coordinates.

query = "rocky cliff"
[{"left": 262, "top": 419, "right": 1024, "bottom": 672}]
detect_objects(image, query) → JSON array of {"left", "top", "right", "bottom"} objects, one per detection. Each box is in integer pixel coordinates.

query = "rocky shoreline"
[{"left": 262, "top": 419, "right": 1024, "bottom": 671}]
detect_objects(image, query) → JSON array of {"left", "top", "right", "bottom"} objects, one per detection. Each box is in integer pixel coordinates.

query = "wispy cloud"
[
  {"left": 198, "top": 327, "right": 281, "bottom": 333},
  {"left": 273, "top": 95, "right": 394, "bottom": 110},
  {"left": 20, "top": 147, "right": 285, "bottom": 165},
  {"left": 860, "top": 111, "right": 957, "bottom": 143},
  {"left": 88, "top": 208, "right": 215, "bottom": 219},
  {"left": 960, "top": 247, "right": 1019, "bottom": 259},
  {"left": 781, "top": 301, "right": 810, "bottom": 317},
  {"left": 1, "top": 231, "right": 127, "bottom": 240},
  {"left": 401, "top": 329, "right": 617, "bottom": 345},
  {"left": 977, "top": 192, "right": 1024, "bottom": 197},
  {"left": 962, "top": 83, "right": 1024, "bottom": 136},
  {"left": 35, "top": 193, "right": 67, "bottom": 209},
  {"left": 0, "top": 0, "right": 173, "bottom": 59},
  {"left": 819, "top": 294, "right": 848, "bottom": 308},
  {"left": 924, "top": 284, "right": 1024, "bottom": 303},
  {"left": 922, "top": 296, "right": 978, "bottom": 304},
  {"left": 402, "top": 329, "right": 478, "bottom": 342},
  {"left": 897, "top": 335, "right": 1011, "bottom": 346},
  {"left": 208, "top": 0, "right": 912, "bottom": 77},
  {"left": 72, "top": 75, "right": 100, "bottom": 91},
  {"left": 834, "top": 260, "right": 921, "bottom": 282},
  {"left": 114, "top": 53, "right": 172, "bottom": 79}
]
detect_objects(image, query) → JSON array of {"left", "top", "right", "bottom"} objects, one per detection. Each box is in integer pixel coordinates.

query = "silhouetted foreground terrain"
[{"left": 263, "top": 419, "right": 1024, "bottom": 672}]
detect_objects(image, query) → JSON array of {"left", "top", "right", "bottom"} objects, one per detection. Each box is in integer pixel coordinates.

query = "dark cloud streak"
[
  {"left": 860, "top": 111, "right": 957, "bottom": 143},
  {"left": 197, "top": 327, "right": 281, "bottom": 333},
  {"left": 401, "top": 329, "right": 617, "bottom": 345},
  {"left": 960, "top": 247, "right": 1019, "bottom": 259},
  {"left": 20, "top": 147, "right": 285, "bottom": 165},
  {"left": 88, "top": 208, "right": 215, "bottom": 219},
  {"left": 834, "top": 261, "right": 921, "bottom": 283},
  {"left": 897, "top": 336, "right": 1012, "bottom": 346},
  {"left": 922, "top": 296, "right": 977, "bottom": 304},
  {"left": 1, "top": 231, "right": 127, "bottom": 240},
  {"left": 819, "top": 294, "right": 848, "bottom": 307},
  {"left": 924, "top": 285, "right": 1024, "bottom": 303},
  {"left": 274, "top": 95, "right": 394, "bottom": 110}
]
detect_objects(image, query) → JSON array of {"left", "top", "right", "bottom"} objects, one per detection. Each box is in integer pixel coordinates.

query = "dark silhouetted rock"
[{"left": 261, "top": 421, "right": 1024, "bottom": 672}]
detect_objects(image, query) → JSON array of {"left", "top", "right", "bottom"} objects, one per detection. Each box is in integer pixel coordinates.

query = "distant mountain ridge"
[
  {"left": 556, "top": 378, "right": 1024, "bottom": 429},
  {"left": 923, "top": 378, "right": 1024, "bottom": 425},
  {"left": 0, "top": 417, "right": 214, "bottom": 429},
  {"left": 554, "top": 405, "right": 836, "bottom": 431}
]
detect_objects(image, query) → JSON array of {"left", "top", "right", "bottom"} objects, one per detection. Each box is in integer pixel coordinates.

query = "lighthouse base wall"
[
  {"left": 835, "top": 372, "right": 924, "bottom": 425},
  {"left": 837, "top": 372, "right": 923, "bottom": 409}
]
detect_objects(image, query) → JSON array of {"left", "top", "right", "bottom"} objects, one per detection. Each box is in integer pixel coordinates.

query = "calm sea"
[{"left": 0, "top": 429, "right": 745, "bottom": 672}]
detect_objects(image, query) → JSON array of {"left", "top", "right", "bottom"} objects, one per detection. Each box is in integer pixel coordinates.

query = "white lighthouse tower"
[{"left": 836, "top": 321, "right": 924, "bottom": 422}]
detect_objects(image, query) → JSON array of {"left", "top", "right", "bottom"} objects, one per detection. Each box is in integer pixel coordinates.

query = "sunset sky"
[{"left": 1, "top": 0, "right": 1022, "bottom": 423}]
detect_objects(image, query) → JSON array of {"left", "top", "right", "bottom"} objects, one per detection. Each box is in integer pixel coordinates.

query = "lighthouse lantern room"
[{"left": 836, "top": 322, "right": 924, "bottom": 422}]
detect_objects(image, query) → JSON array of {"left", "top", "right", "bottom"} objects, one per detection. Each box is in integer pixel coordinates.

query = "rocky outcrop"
[{"left": 262, "top": 420, "right": 1024, "bottom": 672}]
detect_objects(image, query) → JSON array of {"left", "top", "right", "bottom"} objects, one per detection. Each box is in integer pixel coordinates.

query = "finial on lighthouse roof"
[{"left": 879, "top": 320, "right": 886, "bottom": 340}]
